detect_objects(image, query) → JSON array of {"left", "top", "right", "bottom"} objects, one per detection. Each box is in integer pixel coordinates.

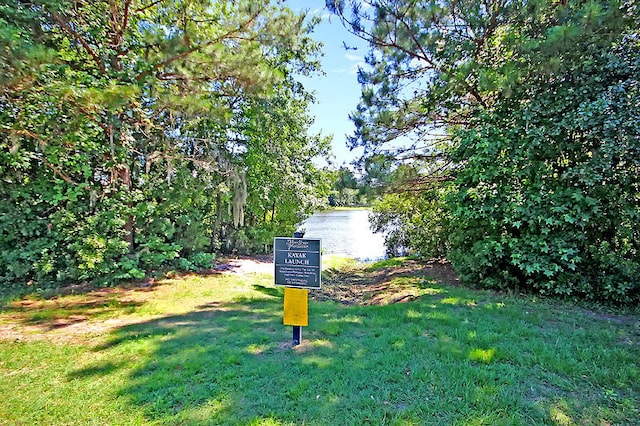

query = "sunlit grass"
[
  {"left": 1, "top": 259, "right": 639, "bottom": 425},
  {"left": 321, "top": 254, "right": 359, "bottom": 271},
  {"left": 364, "top": 256, "right": 410, "bottom": 270}
]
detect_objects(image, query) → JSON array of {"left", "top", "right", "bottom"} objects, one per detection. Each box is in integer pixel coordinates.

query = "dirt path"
[{"left": 215, "top": 255, "right": 274, "bottom": 275}]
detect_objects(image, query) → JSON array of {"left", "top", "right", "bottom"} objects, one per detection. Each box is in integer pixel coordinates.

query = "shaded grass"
[{"left": 1, "top": 259, "right": 639, "bottom": 425}]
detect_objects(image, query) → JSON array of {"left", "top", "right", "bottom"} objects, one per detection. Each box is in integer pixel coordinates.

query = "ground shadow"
[
  {"left": 252, "top": 284, "right": 283, "bottom": 298},
  {"left": 0, "top": 286, "right": 147, "bottom": 331}
]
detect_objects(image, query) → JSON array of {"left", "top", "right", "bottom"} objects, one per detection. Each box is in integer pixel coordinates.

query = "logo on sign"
[{"left": 286, "top": 239, "right": 310, "bottom": 250}]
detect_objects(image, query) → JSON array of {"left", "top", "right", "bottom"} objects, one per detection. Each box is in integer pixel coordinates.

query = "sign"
[
  {"left": 274, "top": 237, "right": 321, "bottom": 289},
  {"left": 283, "top": 287, "right": 308, "bottom": 326}
]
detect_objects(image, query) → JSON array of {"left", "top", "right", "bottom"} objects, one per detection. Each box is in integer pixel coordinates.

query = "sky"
[{"left": 287, "top": 1, "right": 370, "bottom": 167}]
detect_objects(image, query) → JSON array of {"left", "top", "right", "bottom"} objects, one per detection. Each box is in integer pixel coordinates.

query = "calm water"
[{"left": 299, "top": 209, "right": 387, "bottom": 261}]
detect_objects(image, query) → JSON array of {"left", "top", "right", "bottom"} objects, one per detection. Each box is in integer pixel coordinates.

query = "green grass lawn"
[{"left": 1, "top": 258, "right": 638, "bottom": 425}]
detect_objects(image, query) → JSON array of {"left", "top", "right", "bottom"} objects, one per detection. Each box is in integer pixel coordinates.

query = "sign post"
[{"left": 274, "top": 237, "right": 321, "bottom": 345}]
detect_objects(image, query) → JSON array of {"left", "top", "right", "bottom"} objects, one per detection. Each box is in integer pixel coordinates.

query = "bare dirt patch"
[
  {"left": 214, "top": 256, "right": 461, "bottom": 306},
  {"left": 215, "top": 255, "right": 274, "bottom": 275},
  {"left": 312, "top": 258, "right": 459, "bottom": 306}
]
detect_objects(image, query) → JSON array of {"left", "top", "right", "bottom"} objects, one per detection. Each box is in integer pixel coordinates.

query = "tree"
[
  {"left": 329, "top": 166, "right": 359, "bottom": 206},
  {"left": 0, "top": 0, "right": 329, "bottom": 289},
  {"left": 232, "top": 80, "right": 333, "bottom": 252},
  {"left": 449, "top": 4, "right": 640, "bottom": 301},
  {"left": 369, "top": 162, "right": 452, "bottom": 257},
  {"left": 328, "top": 0, "right": 640, "bottom": 302},
  {"left": 326, "top": 0, "right": 511, "bottom": 166}
]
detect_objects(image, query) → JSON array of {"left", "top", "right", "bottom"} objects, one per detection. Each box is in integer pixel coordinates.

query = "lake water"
[{"left": 298, "top": 209, "right": 387, "bottom": 261}]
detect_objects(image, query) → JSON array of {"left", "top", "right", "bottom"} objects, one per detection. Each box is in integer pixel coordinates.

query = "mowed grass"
[{"left": 1, "top": 259, "right": 639, "bottom": 425}]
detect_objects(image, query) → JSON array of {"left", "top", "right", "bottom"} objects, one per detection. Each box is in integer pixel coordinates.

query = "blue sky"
[{"left": 288, "top": 1, "right": 370, "bottom": 167}]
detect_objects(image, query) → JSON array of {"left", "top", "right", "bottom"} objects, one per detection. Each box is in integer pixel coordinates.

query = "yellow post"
[{"left": 283, "top": 287, "right": 308, "bottom": 326}]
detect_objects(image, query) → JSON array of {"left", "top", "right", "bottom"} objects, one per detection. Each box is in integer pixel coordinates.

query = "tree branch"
[
  {"left": 332, "top": 1, "right": 442, "bottom": 72},
  {"left": 135, "top": 0, "right": 167, "bottom": 13},
  {"left": 136, "top": 7, "right": 263, "bottom": 82},
  {"left": 115, "top": 0, "right": 132, "bottom": 47},
  {"left": 390, "top": 6, "right": 437, "bottom": 68},
  {"left": 47, "top": 9, "right": 107, "bottom": 74},
  {"left": 387, "top": 173, "right": 456, "bottom": 194},
  {"left": 474, "top": 0, "right": 504, "bottom": 57},
  {"left": 42, "top": 157, "right": 79, "bottom": 184},
  {"left": 464, "top": 82, "right": 488, "bottom": 108}
]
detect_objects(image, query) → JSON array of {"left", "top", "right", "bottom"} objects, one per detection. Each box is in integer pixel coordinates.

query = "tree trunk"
[
  {"left": 117, "top": 163, "right": 135, "bottom": 253},
  {"left": 215, "top": 191, "right": 223, "bottom": 247},
  {"left": 271, "top": 199, "right": 276, "bottom": 223}
]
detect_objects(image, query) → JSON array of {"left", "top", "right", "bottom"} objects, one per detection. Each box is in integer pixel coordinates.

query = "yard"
[{"left": 1, "top": 257, "right": 638, "bottom": 425}]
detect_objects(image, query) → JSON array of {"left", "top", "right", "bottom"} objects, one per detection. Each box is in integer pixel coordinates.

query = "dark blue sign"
[{"left": 274, "top": 238, "right": 321, "bottom": 289}]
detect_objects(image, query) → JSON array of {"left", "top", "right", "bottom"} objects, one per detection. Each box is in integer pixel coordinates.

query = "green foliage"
[
  {"left": 240, "top": 83, "right": 333, "bottom": 230},
  {"left": 329, "top": 167, "right": 363, "bottom": 207},
  {"left": 329, "top": 186, "right": 363, "bottom": 207},
  {"left": 187, "top": 252, "right": 216, "bottom": 269},
  {"left": 0, "top": 0, "right": 332, "bottom": 293},
  {"left": 449, "top": 5, "right": 640, "bottom": 302},
  {"left": 328, "top": 157, "right": 404, "bottom": 207},
  {"left": 370, "top": 186, "right": 451, "bottom": 258},
  {"left": 330, "top": 0, "right": 640, "bottom": 303}
]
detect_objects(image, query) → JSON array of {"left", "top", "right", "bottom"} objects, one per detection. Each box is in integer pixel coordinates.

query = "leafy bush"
[
  {"left": 188, "top": 252, "right": 216, "bottom": 268},
  {"left": 449, "top": 32, "right": 640, "bottom": 302},
  {"left": 370, "top": 187, "right": 451, "bottom": 258}
]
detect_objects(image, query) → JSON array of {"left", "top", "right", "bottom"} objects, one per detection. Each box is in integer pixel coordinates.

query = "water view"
[{"left": 299, "top": 209, "right": 386, "bottom": 261}]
